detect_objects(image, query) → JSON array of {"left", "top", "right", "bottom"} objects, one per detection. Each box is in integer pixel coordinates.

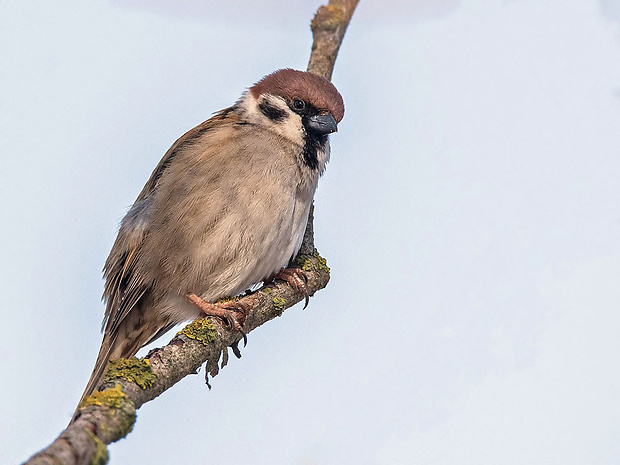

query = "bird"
[{"left": 76, "top": 69, "right": 344, "bottom": 408}]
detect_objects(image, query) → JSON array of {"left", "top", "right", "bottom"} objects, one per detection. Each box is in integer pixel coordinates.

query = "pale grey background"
[{"left": 2, "top": 0, "right": 620, "bottom": 463}]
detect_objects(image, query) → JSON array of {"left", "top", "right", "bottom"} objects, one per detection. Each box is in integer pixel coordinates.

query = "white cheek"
[
  {"left": 237, "top": 92, "right": 305, "bottom": 146},
  {"left": 273, "top": 114, "right": 305, "bottom": 146}
]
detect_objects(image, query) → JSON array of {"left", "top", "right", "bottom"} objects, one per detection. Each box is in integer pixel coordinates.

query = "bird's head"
[{"left": 237, "top": 69, "right": 344, "bottom": 170}]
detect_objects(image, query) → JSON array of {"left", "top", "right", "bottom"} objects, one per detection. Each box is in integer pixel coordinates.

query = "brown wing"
[{"left": 102, "top": 108, "right": 238, "bottom": 335}]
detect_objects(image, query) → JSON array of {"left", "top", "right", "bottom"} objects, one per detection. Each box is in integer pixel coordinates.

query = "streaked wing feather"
[
  {"left": 143, "top": 321, "right": 178, "bottom": 347},
  {"left": 102, "top": 108, "right": 237, "bottom": 336}
]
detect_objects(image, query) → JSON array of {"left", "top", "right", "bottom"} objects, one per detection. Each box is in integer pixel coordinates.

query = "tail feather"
[
  {"left": 76, "top": 334, "right": 118, "bottom": 410},
  {"left": 73, "top": 306, "right": 166, "bottom": 420}
]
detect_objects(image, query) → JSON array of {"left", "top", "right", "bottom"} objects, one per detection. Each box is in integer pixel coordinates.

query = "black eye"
[{"left": 293, "top": 99, "right": 305, "bottom": 111}]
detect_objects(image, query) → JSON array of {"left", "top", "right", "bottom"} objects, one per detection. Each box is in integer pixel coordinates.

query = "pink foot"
[
  {"left": 186, "top": 293, "right": 249, "bottom": 347},
  {"left": 274, "top": 268, "right": 310, "bottom": 309}
]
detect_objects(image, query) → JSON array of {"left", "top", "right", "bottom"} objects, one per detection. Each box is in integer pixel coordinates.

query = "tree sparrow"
[{"left": 78, "top": 69, "right": 344, "bottom": 405}]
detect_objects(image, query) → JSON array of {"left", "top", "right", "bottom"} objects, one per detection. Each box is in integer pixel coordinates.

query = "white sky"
[{"left": 2, "top": 0, "right": 620, "bottom": 464}]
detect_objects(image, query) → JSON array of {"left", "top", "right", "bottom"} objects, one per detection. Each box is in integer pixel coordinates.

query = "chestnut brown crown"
[{"left": 250, "top": 69, "right": 345, "bottom": 123}]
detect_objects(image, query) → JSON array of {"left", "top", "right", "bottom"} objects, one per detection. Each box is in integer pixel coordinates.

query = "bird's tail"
[
  {"left": 74, "top": 333, "right": 118, "bottom": 416},
  {"left": 72, "top": 307, "right": 164, "bottom": 422}
]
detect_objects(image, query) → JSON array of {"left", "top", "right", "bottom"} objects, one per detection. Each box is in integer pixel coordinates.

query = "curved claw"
[
  {"left": 274, "top": 267, "right": 310, "bottom": 309},
  {"left": 222, "top": 301, "right": 251, "bottom": 326},
  {"left": 221, "top": 313, "right": 238, "bottom": 331},
  {"left": 230, "top": 341, "right": 242, "bottom": 359},
  {"left": 298, "top": 271, "right": 310, "bottom": 309}
]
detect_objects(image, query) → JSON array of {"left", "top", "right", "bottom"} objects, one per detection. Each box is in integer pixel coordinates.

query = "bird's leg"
[
  {"left": 186, "top": 293, "right": 249, "bottom": 347},
  {"left": 274, "top": 268, "right": 310, "bottom": 309}
]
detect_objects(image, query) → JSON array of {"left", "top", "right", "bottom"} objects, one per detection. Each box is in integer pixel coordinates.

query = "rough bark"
[{"left": 24, "top": 1, "right": 358, "bottom": 464}]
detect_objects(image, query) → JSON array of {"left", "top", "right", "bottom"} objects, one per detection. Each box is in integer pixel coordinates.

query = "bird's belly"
[{"left": 175, "top": 194, "right": 311, "bottom": 304}]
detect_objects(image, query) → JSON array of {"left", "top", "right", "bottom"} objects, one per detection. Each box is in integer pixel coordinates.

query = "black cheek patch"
[{"left": 259, "top": 100, "right": 287, "bottom": 122}]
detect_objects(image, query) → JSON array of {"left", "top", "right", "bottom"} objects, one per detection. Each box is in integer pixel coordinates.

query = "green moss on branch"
[
  {"left": 81, "top": 384, "right": 127, "bottom": 409},
  {"left": 86, "top": 430, "right": 109, "bottom": 465},
  {"left": 272, "top": 296, "right": 287, "bottom": 315},
  {"left": 105, "top": 358, "right": 155, "bottom": 389},
  {"left": 178, "top": 318, "right": 217, "bottom": 345},
  {"left": 295, "top": 250, "right": 330, "bottom": 274}
]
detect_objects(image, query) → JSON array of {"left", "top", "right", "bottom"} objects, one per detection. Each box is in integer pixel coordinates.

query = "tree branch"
[
  {"left": 25, "top": 1, "right": 358, "bottom": 464},
  {"left": 307, "top": 0, "right": 359, "bottom": 80},
  {"left": 300, "top": 0, "right": 358, "bottom": 256}
]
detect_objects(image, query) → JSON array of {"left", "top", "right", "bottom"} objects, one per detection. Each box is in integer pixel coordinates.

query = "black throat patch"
[{"left": 302, "top": 132, "right": 327, "bottom": 171}]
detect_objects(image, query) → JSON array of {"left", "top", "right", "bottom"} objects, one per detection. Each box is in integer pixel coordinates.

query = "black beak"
[{"left": 307, "top": 114, "right": 338, "bottom": 135}]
